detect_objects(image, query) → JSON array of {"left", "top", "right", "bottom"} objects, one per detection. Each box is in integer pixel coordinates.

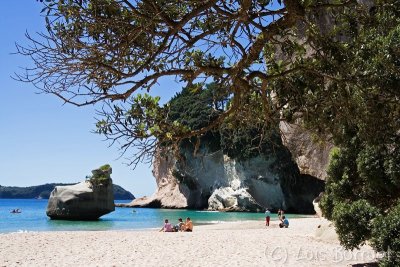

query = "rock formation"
[
  {"left": 127, "top": 135, "right": 325, "bottom": 213},
  {"left": 279, "top": 122, "right": 333, "bottom": 180},
  {"left": 46, "top": 165, "right": 115, "bottom": 220},
  {"left": 313, "top": 192, "right": 324, "bottom": 218}
]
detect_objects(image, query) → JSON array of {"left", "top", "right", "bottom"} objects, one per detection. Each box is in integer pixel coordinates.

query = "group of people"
[
  {"left": 160, "top": 217, "right": 193, "bottom": 232},
  {"left": 264, "top": 208, "right": 289, "bottom": 228},
  {"left": 161, "top": 209, "right": 287, "bottom": 231}
]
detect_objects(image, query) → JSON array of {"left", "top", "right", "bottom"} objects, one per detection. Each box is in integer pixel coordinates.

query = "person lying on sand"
[
  {"left": 181, "top": 217, "right": 193, "bottom": 232},
  {"left": 159, "top": 219, "right": 174, "bottom": 232}
]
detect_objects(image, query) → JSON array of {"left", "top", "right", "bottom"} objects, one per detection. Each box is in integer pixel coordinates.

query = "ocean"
[{"left": 0, "top": 199, "right": 305, "bottom": 233}]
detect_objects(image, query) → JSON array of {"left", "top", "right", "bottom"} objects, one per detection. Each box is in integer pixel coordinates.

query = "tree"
[
  {"left": 16, "top": 0, "right": 384, "bottom": 164},
  {"left": 311, "top": 2, "right": 400, "bottom": 265}
]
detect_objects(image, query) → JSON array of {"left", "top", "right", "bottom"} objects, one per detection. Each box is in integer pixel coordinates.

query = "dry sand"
[{"left": 0, "top": 217, "right": 379, "bottom": 267}]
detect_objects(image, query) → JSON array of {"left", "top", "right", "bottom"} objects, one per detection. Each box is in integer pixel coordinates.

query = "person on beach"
[
  {"left": 159, "top": 219, "right": 174, "bottom": 232},
  {"left": 174, "top": 218, "right": 184, "bottom": 232},
  {"left": 181, "top": 217, "right": 193, "bottom": 232},
  {"left": 277, "top": 209, "right": 284, "bottom": 220},
  {"left": 279, "top": 216, "right": 289, "bottom": 228},
  {"left": 265, "top": 209, "right": 271, "bottom": 226}
]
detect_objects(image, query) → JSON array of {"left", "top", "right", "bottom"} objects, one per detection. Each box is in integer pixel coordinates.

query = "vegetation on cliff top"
[
  {"left": 168, "top": 82, "right": 288, "bottom": 161},
  {"left": 88, "top": 164, "right": 112, "bottom": 186}
]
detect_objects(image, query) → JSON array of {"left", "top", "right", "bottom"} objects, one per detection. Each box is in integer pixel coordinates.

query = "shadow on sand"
[{"left": 351, "top": 262, "right": 378, "bottom": 267}]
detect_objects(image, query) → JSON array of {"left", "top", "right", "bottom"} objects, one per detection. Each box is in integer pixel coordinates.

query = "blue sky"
[{"left": 0, "top": 1, "right": 179, "bottom": 197}]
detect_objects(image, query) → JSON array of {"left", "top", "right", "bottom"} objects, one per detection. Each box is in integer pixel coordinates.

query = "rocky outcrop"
[
  {"left": 127, "top": 138, "right": 325, "bottom": 213},
  {"left": 208, "top": 187, "right": 263, "bottom": 212},
  {"left": 280, "top": 122, "right": 333, "bottom": 180},
  {"left": 128, "top": 149, "right": 191, "bottom": 209},
  {"left": 313, "top": 192, "right": 324, "bottom": 218},
  {"left": 46, "top": 165, "right": 115, "bottom": 220}
]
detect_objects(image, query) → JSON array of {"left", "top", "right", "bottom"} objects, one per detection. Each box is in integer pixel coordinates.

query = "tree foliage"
[
  {"left": 168, "top": 82, "right": 284, "bottom": 161},
  {"left": 331, "top": 199, "right": 379, "bottom": 250},
  {"left": 88, "top": 164, "right": 112, "bottom": 186},
  {"left": 314, "top": 2, "right": 400, "bottom": 264},
  {"left": 371, "top": 202, "right": 400, "bottom": 267},
  {"left": 320, "top": 134, "right": 400, "bottom": 264},
  {"left": 168, "top": 83, "right": 227, "bottom": 131},
  {"left": 17, "top": 0, "right": 389, "bottom": 164}
]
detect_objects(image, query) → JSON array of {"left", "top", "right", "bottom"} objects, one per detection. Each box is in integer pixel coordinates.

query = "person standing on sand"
[
  {"left": 159, "top": 219, "right": 174, "bottom": 232},
  {"left": 265, "top": 209, "right": 271, "bottom": 226},
  {"left": 277, "top": 209, "right": 284, "bottom": 220}
]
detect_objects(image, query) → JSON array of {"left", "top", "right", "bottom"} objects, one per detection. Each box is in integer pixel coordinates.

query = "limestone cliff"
[
  {"left": 279, "top": 122, "right": 333, "bottom": 180},
  {"left": 128, "top": 135, "right": 326, "bottom": 214}
]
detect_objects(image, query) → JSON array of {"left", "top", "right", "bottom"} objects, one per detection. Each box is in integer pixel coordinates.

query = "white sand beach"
[{"left": 0, "top": 217, "right": 378, "bottom": 267}]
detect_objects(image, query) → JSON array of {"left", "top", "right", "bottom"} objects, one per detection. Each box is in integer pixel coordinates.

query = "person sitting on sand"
[
  {"left": 279, "top": 216, "right": 289, "bottom": 228},
  {"left": 181, "top": 217, "right": 193, "bottom": 232},
  {"left": 174, "top": 218, "right": 184, "bottom": 232},
  {"left": 159, "top": 219, "right": 174, "bottom": 232}
]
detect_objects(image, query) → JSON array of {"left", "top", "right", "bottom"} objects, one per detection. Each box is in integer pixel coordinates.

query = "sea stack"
[{"left": 46, "top": 164, "right": 115, "bottom": 220}]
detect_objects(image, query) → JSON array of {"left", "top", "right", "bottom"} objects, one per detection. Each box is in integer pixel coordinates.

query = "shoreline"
[
  {"left": 0, "top": 217, "right": 379, "bottom": 267},
  {"left": 0, "top": 214, "right": 314, "bottom": 234},
  {"left": 0, "top": 218, "right": 288, "bottom": 234}
]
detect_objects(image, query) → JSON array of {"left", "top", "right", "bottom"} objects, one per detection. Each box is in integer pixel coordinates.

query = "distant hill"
[{"left": 0, "top": 183, "right": 135, "bottom": 200}]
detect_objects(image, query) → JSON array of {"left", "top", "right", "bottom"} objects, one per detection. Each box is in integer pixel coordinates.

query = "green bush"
[
  {"left": 332, "top": 199, "right": 379, "bottom": 250},
  {"left": 320, "top": 192, "right": 335, "bottom": 220},
  {"left": 371, "top": 203, "right": 400, "bottom": 267},
  {"left": 90, "top": 175, "right": 110, "bottom": 186},
  {"left": 99, "top": 164, "right": 111, "bottom": 171},
  {"left": 88, "top": 164, "right": 112, "bottom": 186}
]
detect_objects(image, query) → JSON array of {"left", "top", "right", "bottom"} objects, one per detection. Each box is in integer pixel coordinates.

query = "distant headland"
[{"left": 0, "top": 183, "right": 135, "bottom": 200}]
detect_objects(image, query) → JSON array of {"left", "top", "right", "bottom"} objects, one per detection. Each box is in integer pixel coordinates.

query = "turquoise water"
[{"left": 0, "top": 199, "right": 304, "bottom": 233}]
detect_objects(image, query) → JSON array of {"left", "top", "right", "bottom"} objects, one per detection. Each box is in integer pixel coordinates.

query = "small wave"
[
  {"left": 196, "top": 220, "right": 232, "bottom": 225},
  {"left": 205, "top": 220, "right": 227, "bottom": 224},
  {"left": 195, "top": 210, "right": 220, "bottom": 213},
  {"left": 14, "top": 230, "right": 35, "bottom": 234}
]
